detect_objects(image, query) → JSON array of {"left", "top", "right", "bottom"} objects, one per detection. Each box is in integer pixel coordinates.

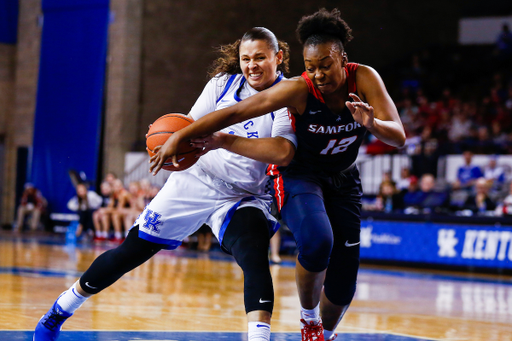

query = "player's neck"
[{"left": 323, "top": 83, "right": 349, "bottom": 114}]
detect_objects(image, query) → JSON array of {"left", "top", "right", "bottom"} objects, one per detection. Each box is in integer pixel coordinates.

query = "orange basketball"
[{"left": 146, "top": 113, "right": 200, "bottom": 171}]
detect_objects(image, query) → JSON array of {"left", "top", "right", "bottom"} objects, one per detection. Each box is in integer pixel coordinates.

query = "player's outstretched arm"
[
  {"left": 191, "top": 133, "right": 296, "bottom": 166},
  {"left": 149, "top": 78, "right": 307, "bottom": 174}
]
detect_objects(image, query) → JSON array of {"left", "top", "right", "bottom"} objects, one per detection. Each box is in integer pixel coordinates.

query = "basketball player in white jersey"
[{"left": 34, "top": 27, "right": 296, "bottom": 341}]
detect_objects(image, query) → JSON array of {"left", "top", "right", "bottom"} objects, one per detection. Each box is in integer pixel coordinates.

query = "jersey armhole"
[
  {"left": 216, "top": 74, "right": 237, "bottom": 104},
  {"left": 300, "top": 72, "right": 325, "bottom": 103},
  {"left": 345, "top": 63, "right": 359, "bottom": 95}
]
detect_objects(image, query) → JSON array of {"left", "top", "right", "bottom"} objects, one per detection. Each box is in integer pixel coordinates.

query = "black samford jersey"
[{"left": 285, "top": 63, "right": 366, "bottom": 175}]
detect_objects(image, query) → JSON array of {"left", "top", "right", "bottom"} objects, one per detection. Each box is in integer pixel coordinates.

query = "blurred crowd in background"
[
  {"left": 14, "top": 172, "right": 160, "bottom": 242},
  {"left": 363, "top": 23, "right": 512, "bottom": 218},
  {"left": 364, "top": 150, "right": 512, "bottom": 217}
]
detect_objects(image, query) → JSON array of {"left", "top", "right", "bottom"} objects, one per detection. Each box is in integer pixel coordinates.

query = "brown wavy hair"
[{"left": 208, "top": 27, "right": 290, "bottom": 78}]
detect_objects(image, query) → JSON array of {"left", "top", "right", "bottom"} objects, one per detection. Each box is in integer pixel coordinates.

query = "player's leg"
[
  {"left": 34, "top": 226, "right": 165, "bottom": 341},
  {"left": 35, "top": 166, "right": 217, "bottom": 341},
  {"left": 320, "top": 206, "right": 360, "bottom": 339},
  {"left": 221, "top": 207, "right": 274, "bottom": 341},
  {"left": 321, "top": 172, "right": 363, "bottom": 340},
  {"left": 269, "top": 229, "right": 281, "bottom": 264},
  {"left": 280, "top": 181, "right": 333, "bottom": 341},
  {"left": 77, "top": 226, "right": 165, "bottom": 294}
]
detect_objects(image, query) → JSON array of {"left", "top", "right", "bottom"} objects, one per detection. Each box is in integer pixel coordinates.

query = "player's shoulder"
[
  {"left": 354, "top": 64, "right": 380, "bottom": 78},
  {"left": 353, "top": 64, "right": 386, "bottom": 92}
]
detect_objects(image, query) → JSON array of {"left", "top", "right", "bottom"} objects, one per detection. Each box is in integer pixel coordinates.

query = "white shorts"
[{"left": 133, "top": 164, "right": 277, "bottom": 249}]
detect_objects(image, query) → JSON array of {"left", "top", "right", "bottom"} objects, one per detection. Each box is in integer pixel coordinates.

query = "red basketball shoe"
[{"left": 300, "top": 318, "right": 324, "bottom": 341}]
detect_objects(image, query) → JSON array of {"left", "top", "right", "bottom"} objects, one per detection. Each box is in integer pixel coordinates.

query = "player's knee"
[
  {"left": 297, "top": 251, "right": 331, "bottom": 272},
  {"left": 296, "top": 214, "right": 333, "bottom": 272}
]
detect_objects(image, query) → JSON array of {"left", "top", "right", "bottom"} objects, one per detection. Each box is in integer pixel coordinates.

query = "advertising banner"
[{"left": 360, "top": 220, "right": 512, "bottom": 270}]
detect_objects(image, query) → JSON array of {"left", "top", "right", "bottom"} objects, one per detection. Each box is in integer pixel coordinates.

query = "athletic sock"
[
  {"left": 55, "top": 282, "right": 89, "bottom": 314},
  {"left": 115, "top": 231, "right": 122, "bottom": 240},
  {"left": 324, "top": 329, "right": 335, "bottom": 340},
  {"left": 301, "top": 302, "right": 320, "bottom": 321},
  {"left": 248, "top": 321, "right": 271, "bottom": 341}
]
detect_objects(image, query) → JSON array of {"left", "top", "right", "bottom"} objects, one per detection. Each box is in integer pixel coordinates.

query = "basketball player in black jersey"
[{"left": 152, "top": 8, "right": 405, "bottom": 341}]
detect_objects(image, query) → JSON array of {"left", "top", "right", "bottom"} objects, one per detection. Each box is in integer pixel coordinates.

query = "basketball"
[{"left": 146, "top": 113, "right": 200, "bottom": 171}]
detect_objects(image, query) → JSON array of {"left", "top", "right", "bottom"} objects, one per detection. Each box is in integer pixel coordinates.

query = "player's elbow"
[
  {"left": 395, "top": 133, "right": 406, "bottom": 148},
  {"left": 386, "top": 125, "right": 406, "bottom": 148},
  {"left": 276, "top": 154, "right": 293, "bottom": 167},
  {"left": 274, "top": 144, "right": 295, "bottom": 166}
]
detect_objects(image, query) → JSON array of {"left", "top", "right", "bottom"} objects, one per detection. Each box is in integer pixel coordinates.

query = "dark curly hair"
[
  {"left": 296, "top": 8, "right": 353, "bottom": 52},
  {"left": 208, "top": 27, "right": 290, "bottom": 78}
]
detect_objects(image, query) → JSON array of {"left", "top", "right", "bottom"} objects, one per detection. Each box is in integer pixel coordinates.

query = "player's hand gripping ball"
[{"left": 146, "top": 113, "right": 200, "bottom": 171}]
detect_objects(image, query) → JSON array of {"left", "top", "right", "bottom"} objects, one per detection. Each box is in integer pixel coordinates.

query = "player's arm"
[
  {"left": 348, "top": 65, "right": 406, "bottom": 147},
  {"left": 150, "top": 77, "right": 307, "bottom": 174},
  {"left": 185, "top": 77, "right": 306, "bottom": 134},
  {"left": 191, "top": 134, "right": 296, "bottom": 166}
]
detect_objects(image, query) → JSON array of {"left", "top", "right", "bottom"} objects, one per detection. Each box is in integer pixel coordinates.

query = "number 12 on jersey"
[{"left": 320, "top": 136, "right": 357, "bottom": 155}]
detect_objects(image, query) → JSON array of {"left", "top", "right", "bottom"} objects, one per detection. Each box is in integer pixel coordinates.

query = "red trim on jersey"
[
  {"left": 266, "top": 164, "right": 278, "bottom": 177},
  {"left": 273, "top": 175, "right": 285, "bottom": 212},
  {"left": 301, "top": 73, "right": 325, "bottom": 103},
  {"left": 345, "top": 63, "right": 359, "bottom": 94},
  {"left": 266, "top": 164, "right": 285, "bottom": 212},
  {"left": 288, "top": 109, "right": 296, "bottom": 132}
]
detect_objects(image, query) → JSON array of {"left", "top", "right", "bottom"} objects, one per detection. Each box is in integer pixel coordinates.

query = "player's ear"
[
  {"left": 276, "top": 50, "right": 283, "bottom": 65},
  {"left": 341, "top": 52, "right": 348, "bottom": 67}
]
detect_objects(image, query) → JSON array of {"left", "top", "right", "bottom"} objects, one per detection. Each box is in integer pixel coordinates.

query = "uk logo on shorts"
[{"left": 143, "top": 209, "right": 163, "bottom": 233}]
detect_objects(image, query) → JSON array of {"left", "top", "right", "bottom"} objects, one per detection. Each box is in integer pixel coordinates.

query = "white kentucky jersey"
[
  {"left": 134, "top": 73, "right": 296, "bottom": 249},
  {"left": 189, "top": 73, "right": 297, "bottom": 196}
]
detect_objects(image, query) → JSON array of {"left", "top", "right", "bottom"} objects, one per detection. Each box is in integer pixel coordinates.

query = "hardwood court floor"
[{"left": 1, "top": 231, "right": 512, "bottom": 341}]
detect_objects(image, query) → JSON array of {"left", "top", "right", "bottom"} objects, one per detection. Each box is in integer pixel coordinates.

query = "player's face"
[
  {"left": 240, "top": 39, "right": 283, "bottom": 91},
  {"left": 303, "top": 42, "right": 347, "bottom": 95}
]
